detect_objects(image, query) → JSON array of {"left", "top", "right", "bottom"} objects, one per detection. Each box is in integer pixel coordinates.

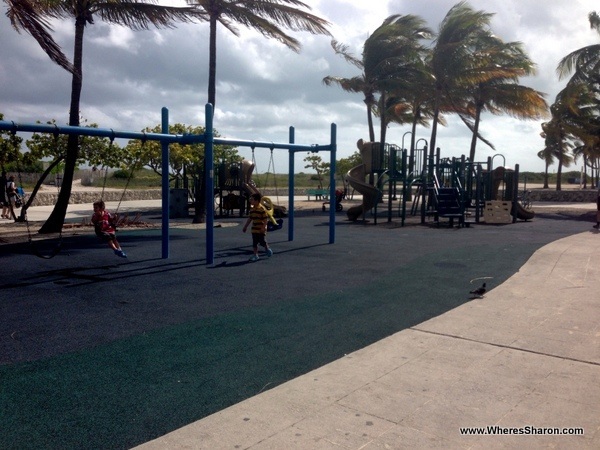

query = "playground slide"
[
  {"left": 240, "top": 159, "right": 287, "bottom": 218},
  {"left": 240, "top": 160, "right": 260, "bottom": 196},
  {"left": 513, "top": 203, "right": 535, "bottom": 221},
  {"left": 345, "top": 163, "right": 381, "bottom": 221}
]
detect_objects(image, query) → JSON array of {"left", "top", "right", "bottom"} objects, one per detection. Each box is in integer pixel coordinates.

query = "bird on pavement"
[{"left": 469, "top": 282, "right": 486, "bottom": 298}]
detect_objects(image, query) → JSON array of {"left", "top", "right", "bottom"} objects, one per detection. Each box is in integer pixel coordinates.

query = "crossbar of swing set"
[{"left": 0, "top": 104, "right": 338, "bottom": 265}]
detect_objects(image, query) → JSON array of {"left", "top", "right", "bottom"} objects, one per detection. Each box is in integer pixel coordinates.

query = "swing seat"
[{"left": 267, "top": 219, "right": 284, "bottom": 232}]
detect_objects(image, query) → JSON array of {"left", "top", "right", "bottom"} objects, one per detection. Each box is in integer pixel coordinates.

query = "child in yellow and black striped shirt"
[{"left": 243, "top": 193, "right": 273, "bottom": 262}]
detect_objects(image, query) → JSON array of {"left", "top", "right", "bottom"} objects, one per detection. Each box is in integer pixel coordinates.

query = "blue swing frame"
[{"left": 0, "top": 104, "right": 338, "bottom": 266}]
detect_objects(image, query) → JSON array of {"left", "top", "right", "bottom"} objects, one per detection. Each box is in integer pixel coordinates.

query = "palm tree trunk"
[
  {"left": 39, "top": 17, "right": 85, "bottom": 234},
  {"left": 192, "top": 14, "right": 218, "bottom": 224},
  {"left": 556, "top": 161, "right": 563, "bottom": 191},
  {"left": 405, "top": 114, "right": 419, "bottom": 202},
  {"left": 379, "top": 91, "right": 387, "bottom": 146},
  {"left": 409, "top": 114, "right": 418, "bottom": 173},
  {"left": 366, "top": 102, "right": 375, "bottom": 142},
  {"left": 18, "top": 157, "right": 63, "bottom": 222},
  {"left": 469, "top": 104, "right": 483, "bottom": 162},
  {"left": 428, "top": 88, "right": 441, "bottom": 178}
]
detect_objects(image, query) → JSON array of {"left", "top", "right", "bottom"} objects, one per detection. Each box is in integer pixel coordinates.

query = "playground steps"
[{"left": 434, "top": 187, "right": 466, "bottom": 227}]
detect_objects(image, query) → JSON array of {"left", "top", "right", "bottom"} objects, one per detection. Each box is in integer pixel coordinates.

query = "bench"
[{"left": 306, "top": 189, "right": 329, "bottom": 200}]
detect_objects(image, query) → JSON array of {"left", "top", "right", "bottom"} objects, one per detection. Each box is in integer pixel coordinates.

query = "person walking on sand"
[{"left": 243, "top": 193, "right": 273, "bottom": 262}]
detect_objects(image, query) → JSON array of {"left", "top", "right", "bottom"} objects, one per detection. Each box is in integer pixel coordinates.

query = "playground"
[
  {"left": 1, "top": 193, "right": 598, "bottom": 448},
  {"left": 1, "top": 107, "right": 599, "bottom": 448}
]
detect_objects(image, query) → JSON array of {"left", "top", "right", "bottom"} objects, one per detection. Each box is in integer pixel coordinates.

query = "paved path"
[{"left": 135, "top": 231, "right": 600, "bottom": 449}]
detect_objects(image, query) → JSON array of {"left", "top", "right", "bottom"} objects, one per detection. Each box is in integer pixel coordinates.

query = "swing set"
[
  {"left": 8, "top": 131, "right": 142, "bottom": 259},
  {"left": 215, "top": 145, "right": 286, "bottom": 229},
  {"left": 0, "top": 104, "right": 338, "bottom": 265}
]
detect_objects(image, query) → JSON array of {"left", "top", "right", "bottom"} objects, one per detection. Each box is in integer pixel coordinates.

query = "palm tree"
[
  {"left": 388, "top": 78, "right": 438, "bottom": 176},
  {"left": 427, "top": 2, "right": 507, "bottom": 165},
  {"left": 323, "top": 40, "right": 377, "bottom": 142},
  {"left": 362, "top": 14, "right": 432, "bottom": 147},
  {"left": 537, "top": 147, "right": 553, "bottom": 189},
  {"left": 540, "top": 117, "right": 573, "bottom": 191},
  {"left": 557, "top": 11, "right": 600, "bottom": 85},
  {"left": 571, "top": 138, "right": 597, "bottom": 188},
  {"left": 8, "top": 0, "right": 203, "bottom": 233},
  {"left": 461, "top": 37, "right": 548, "bottom": 162},
  {"left": 556, "top": 11, "right": 600, "bottom": 187},
  {"left": 541, "top": 83, "right": 590, "bottom": 190},
  {"left": 185, "top": 0, "right": 331, "bottom": 110}
]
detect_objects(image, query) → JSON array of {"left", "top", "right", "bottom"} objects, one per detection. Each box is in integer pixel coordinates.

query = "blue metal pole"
[
  {"left": 288, "top": 126, "right": 295, "bottom": 242},
  {"left": 161, "top": 107, "right": 170, "bottom": 259},
  {"left": 329, "top": 123, "right": 337, "bottom": 244},
  {"left": 0, "top": 120, "right": 183, "bottom": 143},
  {"left": 205, "top": 104, "right": 215, "bottom": 266}
]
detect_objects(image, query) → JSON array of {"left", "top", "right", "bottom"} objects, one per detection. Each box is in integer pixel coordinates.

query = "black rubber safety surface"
[{"left": 0, "top": 210, "right": 592, "bottom": 449}]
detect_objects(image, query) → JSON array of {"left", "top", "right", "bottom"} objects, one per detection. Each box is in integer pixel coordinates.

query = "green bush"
[{"left": 113, "top": 169, "right": 133, "bottom": 180}]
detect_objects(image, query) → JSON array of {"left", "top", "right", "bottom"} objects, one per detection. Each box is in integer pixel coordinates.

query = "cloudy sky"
[{"left": 1, "top": 0, "right": 599, "bottom": 174}]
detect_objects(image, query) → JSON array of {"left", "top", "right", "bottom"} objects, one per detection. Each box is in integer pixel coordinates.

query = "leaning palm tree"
[
  {"left": 323, "top": 40, "right": 377, "bottom": 142},
  {"left": 428, "top": 2, "right": 513, "bottom": 165},
  {"left": 8, "top": 0, "right": 203, "bottom": 233},
  {"left": 362, "top": 14, "right": 432, "bottom": 147},
  {"left": 542, "top": 83, "right": 590, "bottom": 190},
  {"left": 186, "top": 0, "right": 331, "bottom": 110},
  {"left": 556, "top": 11, "right": 600, "bottom": 187},
  {"left": 537, "top": 147, "right": 553, "bottom": 189},
  {"left": 557, "top": 11, "right": 600, "bottom": 86},
  {"left": 460, "top": 36, "right": 548, "bottom": 162},
  {"left": 388, "top": 76, "right": 439, "bottom": 176}
]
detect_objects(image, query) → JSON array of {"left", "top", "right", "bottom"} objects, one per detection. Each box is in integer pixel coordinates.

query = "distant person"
[
  {"left": 0, "top": 171, "right": 7, "bottom": 219},
  {"left": 91, "top": 200, "right": 127, "bottom": 258},
  {"left": 242, "top": 193, "right": 273, "bottom": 262},
  {"left": 3, "top": 174, "right": 17, "bottom": 219}
]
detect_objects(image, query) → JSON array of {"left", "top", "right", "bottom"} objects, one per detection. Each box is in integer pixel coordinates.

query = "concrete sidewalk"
[
  {"left": 10, "top": 198, "right": 596, "bottom": 223},
  {"left": 14, "top": 199, "right": 164, "bottom": 223},
  {"left": 135, "top": 231, "right": 600, "bottom": 449}
]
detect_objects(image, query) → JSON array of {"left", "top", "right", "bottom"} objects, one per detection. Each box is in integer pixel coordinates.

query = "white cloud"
[{"left": 1, "top": 0, "right": 599, "bottom": 173}]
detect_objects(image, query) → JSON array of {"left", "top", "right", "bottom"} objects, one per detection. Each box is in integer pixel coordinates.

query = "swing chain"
[
  {"left": 11, "top": 129, "right": 64, "bottom": 258},
  {"left": 100, "top": 133, "right": 115, "bottom": 200},
  {"left": 114, "top": 134, "right": 145, "bottom": 214},
  {"left": 266, "top": 147, "right": 279, "bottom": 202}
]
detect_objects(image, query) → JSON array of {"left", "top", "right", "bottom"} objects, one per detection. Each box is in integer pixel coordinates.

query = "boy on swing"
[
  {"left": 92, "top": 200, "right": 127, "bottom": 258},
  {"left": 243, "top": 193, "right": 273, "bottom": 262}
]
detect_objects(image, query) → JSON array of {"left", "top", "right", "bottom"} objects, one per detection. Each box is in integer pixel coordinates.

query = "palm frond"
[
  {"left": 5, "top": 0, "right": 74, "bottom": 73},
  {"left": 96, "top": 1, "right": 207, "bottom": 30},
  {"left": 244, "top": 1, "right": 331, "bottom": 36},
  {"left": 589, "top": 11, "right": 600, "bottom": 33},
  {"left": 189, "top": 0, "right": 330, "bottom": 51},
  {"left": 330, "top": 39, "right": 363, "bottom": 69}
]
